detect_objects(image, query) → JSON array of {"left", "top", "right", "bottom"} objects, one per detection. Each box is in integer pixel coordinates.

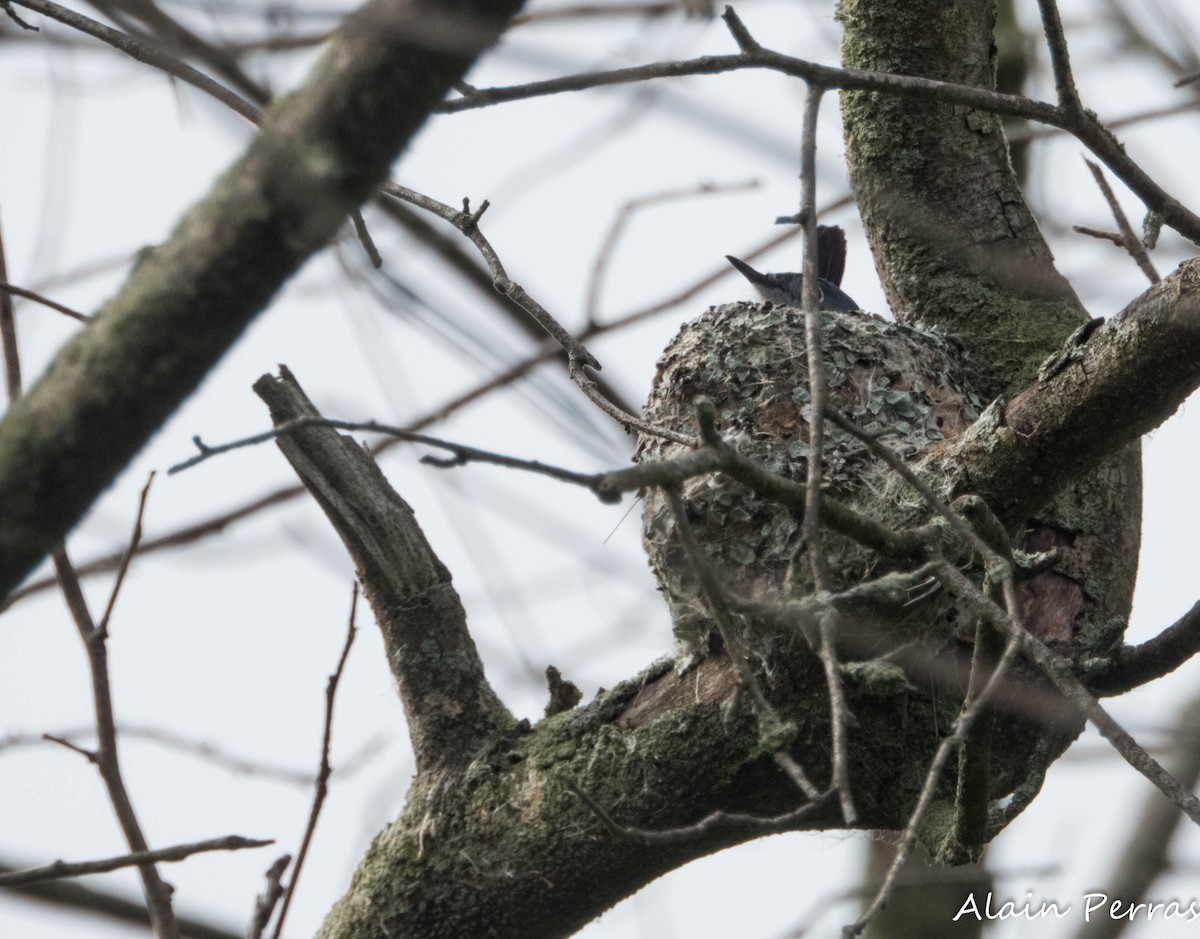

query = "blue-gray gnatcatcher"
[{"left": 726, "top": 224, "right": 860, "bottom": 313}]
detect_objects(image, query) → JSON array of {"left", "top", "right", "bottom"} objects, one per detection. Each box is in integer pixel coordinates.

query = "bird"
[{"left": 726, "top": 225, "right": 861, "bottom": 313}]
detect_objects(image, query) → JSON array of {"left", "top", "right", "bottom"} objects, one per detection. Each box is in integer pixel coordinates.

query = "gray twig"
[
  {"left": 0, "top": 837, "right": 272, "bottom": 889},
  {"left": 796, "top": 81, "right": 855, "bottom": 826},
  {"left": 1080, "top": 157, "right": 1160, "bottom": 284},
  {"left": 269, "top": 585, "right": 358, "bottom": 939}
]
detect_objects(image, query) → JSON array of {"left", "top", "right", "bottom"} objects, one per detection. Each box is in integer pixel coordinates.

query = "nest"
[{"left": 636, "top": 301, "right": 984, "bottom": 661}]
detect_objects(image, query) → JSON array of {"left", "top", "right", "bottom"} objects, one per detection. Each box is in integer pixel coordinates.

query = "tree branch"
[
  {"left": 52, "top": 494, "right": 179, "bottom": 937},
  {"left": 436, "top": 6, "right": 1200, "bottom": 252},
  {"left": 0, "top": 860, "right": 245, "bottom": 939},
  {"left": 1035, "top": 0, "right": 1083, "bottom": 115},
  {"left": 0, "top": 0, "right": 529, "bottom": 601},
  {"left": 269, "top": 586, "right": 357, "bottom": 939},
  {"left": 0, "top": 837, "right": 272, "bottom": 888},
  {"left": 1080, "top": 157, "right": 1160, "bottom": 285},
  {"left": 0, "top": 280, "right": 90, "bottom": 323},
  {"left": 253, "top": 368, "right": 515, "bottom": 772},
  {"left": 1089, "top": 600, "right": 1200, "bottom": 696},
  {"left": 934, "top": 260, "right": 1200, "bottom": 527},
  {"left": 12, "top": 0, "right": 262, "bottom": 122}
]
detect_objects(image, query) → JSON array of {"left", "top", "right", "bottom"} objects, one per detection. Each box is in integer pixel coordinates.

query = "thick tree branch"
[
  {"left": 839, "top": 0, "right": 1086, "bottom": 400},
  {"left": 937, "top": 260, "right": 1200, "bottom": 527},
  {"left": 253, "top": 368, "right": 515, "bottom": 772},
  {"left": 0, "top": 0, "right": 527, "bottom": 601},
  {"left": 1089, "top": 600, "right": 1200, "bottom": 696}
]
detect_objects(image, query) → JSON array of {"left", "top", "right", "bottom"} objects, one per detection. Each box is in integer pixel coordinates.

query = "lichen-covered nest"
[{"left": 636, "top": 301, "right": 984, "bottom": 659}]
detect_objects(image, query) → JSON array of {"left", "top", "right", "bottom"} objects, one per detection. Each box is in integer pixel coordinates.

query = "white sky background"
[{"left": 1, "top": 0, "right": 1200, "bottom": 936}]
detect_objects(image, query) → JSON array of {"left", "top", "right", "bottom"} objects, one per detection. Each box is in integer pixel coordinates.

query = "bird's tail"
[{"left": 816, "top": 225, "right": 847, "bottom": 287}]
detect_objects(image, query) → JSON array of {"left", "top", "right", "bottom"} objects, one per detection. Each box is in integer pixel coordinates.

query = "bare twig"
[
  {"left": 166, "top": 402, "right": 921, "bottom": 563},
  {"left": 0, "top": 836, "right": 272, "bottom": 888},
  {"left": 368, "top": 194, "right": 640, "bottom": 421},
  {"left": 795, "top": 81, "right": 855, "bottom": 826},
  {"left": 97, "top": 473, "right": 154, "bottom": 634},
  {"left": 1081, "top": 157, "right": 1161, "bottom": 284},
  {"left": 1090, "top": 600, "right": 1200, "bottom": 696},
  {"left": 270, "top": 585, "right": 358, "bottom": 939},
  {"left": 2, "top": 222, "right": 179, "bottom": 933},
  {"left": 0, "top": 859, "right": 243, "bottom": 939},
  {"left": 797, "top": 87, "right": 831, "bottom": 594},
  {"left": 1105, "top": 0, "right": 1199, "bottom": 79},
  {"left": 381, "top": 183, "right": 693, "bottom": 446},
  {"left": 1, "top": 725, "right": 387, "bottom": 785},
  {"left": 609, "top": 417, "right": 924, "bottom": 559},
  {"left": 433, "top": 6, "right": 1200, "bottom": 243},
  {"left": 1007, "top": 99, "right": 1200, "bottom": 143},
  {"left": 439, "top": 16, "right": 1061, "bottom": 123},
  {"left": 11, "top": 0, "right": 261, "bottom": 123},
  {"left": 215, "top": 30, "right": 333, "bottom": 54},
  {"left": 1072, "top": 225, "right": 1124, "bottom": 246},
  {"left": 248, "top": 855, "right": 291, "bottom": 939},
  {"left": 52, "top": 538, "right": 180, "bottom": 938},
  {"left": 85, "top": 0, "right": 270, "bottom": 105},
  {"left": 168, "top": 415, "right": 611, "bottom": 495},
  {"left": 5, "top": 0, "right": 392, "bottom": 290},
  {"left": 3, "top": 205, "right": 848, "bottom": 608},
  {"left": 5, "top": 485, "right": 305, "bottom": 606},
  {"left": 511, "top": 2, "right": 677, "bottom": 27},
  {"left": 1067, "top": 694, "right": 1200, "bottom": 939},
  {"left": 43, "top": 733, "right": 97, "bottom": 760},
  {"left": 934, "top": 563, "right": 1200, "bottom": 828},
  {"left": 26, "top": 252, "right": 137, "bottom": 294},
  {"left": 1035, "top": 0, "right": 1083, "bottom": 114},
  {"left": 383, "top": 187, "right": 596, "bottom": 368},
  {"left": 349, "top": 210, "right": 383, "bottom": 269},
  {"left": 566, "top": 779, "right": 836, "bottom": 845},
  {"left": 0, "top": 223, "right": 20, "bottom": 401},
  {"left": 2, "top": 0, "right": 37, "bottom": 28},
  {"left": 0, "top": 280, "right": 90, "bottom": 322}
]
